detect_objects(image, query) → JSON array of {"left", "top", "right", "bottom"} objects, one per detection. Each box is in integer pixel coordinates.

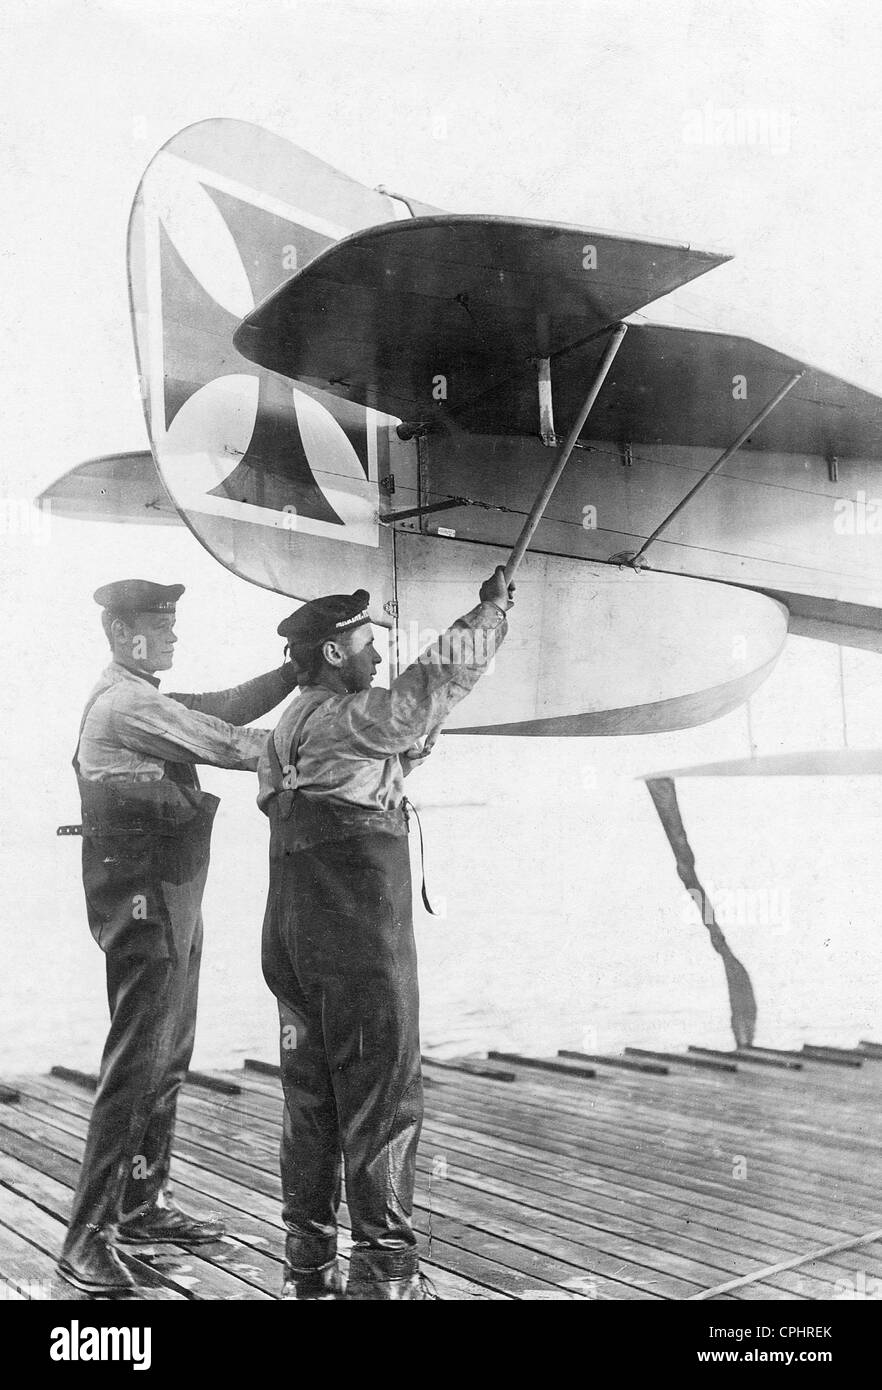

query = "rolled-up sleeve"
[
  {"left": 310, "top": 601, "right": 507, "bottom": 759},
  {"left": 111, "top": 683, "right": 270, "bottom": 771}
]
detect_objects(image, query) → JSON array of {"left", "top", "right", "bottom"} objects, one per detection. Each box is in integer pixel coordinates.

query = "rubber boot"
[
  {"left": 345, "top": 1247, "right": 438, "bottom": 1300},
  {"left": 281, "top": 1258, "right": 346, "bottom": 1300},
  {"left": 58, "top": 1224, "right": 137, "bottom": 1296}
]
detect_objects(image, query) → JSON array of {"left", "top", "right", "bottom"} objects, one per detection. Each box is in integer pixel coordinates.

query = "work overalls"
[
  {"left": 63, "top": 689, "right": 220, "bottom": 1244},
  {"left": 260, "top": 692, "right": 424, "bottom": 1284}
]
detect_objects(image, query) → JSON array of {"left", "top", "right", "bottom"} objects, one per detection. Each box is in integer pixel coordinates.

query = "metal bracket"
[
  {"left": 505, "top": 323, "right": 629, "bottom": 578},
  {"left": 379, "top": 474, "right": 396, "bottom": 495},
  {"left": 396, "top": 421, "right": 431, "bottom": 441},
  {"left": 380, "top": 496, "right": 470, "bottom": 526},
  {"left": 375, "top": 185, "right": 418, "bottom": 217},
  {"left": 536, "top": 357, "right": 556, "bottom": 446},
  {"left": 609, "top": 549, "right": 651, "bottom": 570}
]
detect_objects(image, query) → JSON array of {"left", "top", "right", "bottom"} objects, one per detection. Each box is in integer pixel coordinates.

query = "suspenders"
[{"left": 265, "top": 695, "right": 438, "bottom": 914}]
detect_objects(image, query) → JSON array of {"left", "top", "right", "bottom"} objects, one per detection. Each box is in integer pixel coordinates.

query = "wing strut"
[
  {"left": 620, "top": 370, "right": 804, "bottom": 568},
  {"left": 421, "top": 323, "right": 629, "bottom": 757}
]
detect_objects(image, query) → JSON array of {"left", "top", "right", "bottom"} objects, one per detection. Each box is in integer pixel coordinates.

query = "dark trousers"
[
  {"left": 261, "top": 830, "right": 423, "bottom": 1275},
  {"left": 63, "top": 822, "right": 209, "bottom": 1245}
]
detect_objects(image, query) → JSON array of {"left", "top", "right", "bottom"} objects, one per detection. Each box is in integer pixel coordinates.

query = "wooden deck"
[{"left": 2, "top": 1043, "right": 882, "bottom": 1300}]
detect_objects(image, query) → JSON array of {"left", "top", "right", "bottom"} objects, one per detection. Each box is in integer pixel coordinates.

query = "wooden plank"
[
  {"left": 243, "top": 1059, "right": 280, "bottom": 1078},
  {"left": 558, "top": 1050, "right": 669, "bottom": 1076},
  {"left": 802, "top": 1046, "right": 865, "bottom": 1065},
  {"left": 745, "top": 1046, "right": 860, "bottom": 1068},
  {"left": 688, "top": 1047, "right": 802, "bottom": 1071},
  {"left": 488, "top": 1052, "right": 596, "bottom": 1079},
  {"left": 53, "top": 1064, "right": 241, "bottom": 1096},
  {"left": 422, "top": 1056, "right": 517, "bottom": 1082},
  {"left": 804, "top": 1044, "right": 870, "bottom": 1058},
  {"left": 624, "top": 1048, "right": 737, "bottom": 1073},
  {"left": 49, "top": 1066, "right": 95, "bottom": 1091},
  {"left": 185, "top": 1071, "right": 241, "bottom": 1095},
  {"left": 0, "top": 1085, "right": 20, "bottom": 1104},
  {"left": 0, "top": 1220, "right": 73, "bottom": 1301}
]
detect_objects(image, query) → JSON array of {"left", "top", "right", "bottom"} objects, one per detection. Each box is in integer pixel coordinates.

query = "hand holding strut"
[{"left": 479, "top": 566, "right": 516, "bottom": 612}]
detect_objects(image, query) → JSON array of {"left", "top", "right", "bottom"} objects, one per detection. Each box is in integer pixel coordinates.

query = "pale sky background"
[{"left": 3, "top": 0, "right": 882, "bottom": 1072}]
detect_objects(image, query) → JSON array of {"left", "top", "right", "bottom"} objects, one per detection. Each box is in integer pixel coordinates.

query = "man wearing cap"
[
  {"left": 258, "top": 566, "right": 515, "bottom": 1300},
  {"left": 58, "top": 579, "right": 299, "bottom": 1296}
]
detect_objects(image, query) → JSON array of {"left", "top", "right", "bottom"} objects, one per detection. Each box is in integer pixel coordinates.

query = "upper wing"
[
  {"left": 234, "top": 215, "right": 882, "bottom": 458},
  {"left": 234, "top": 214, "right": 730, "bottom": 423}
]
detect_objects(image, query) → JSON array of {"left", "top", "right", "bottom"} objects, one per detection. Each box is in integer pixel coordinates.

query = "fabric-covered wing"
[
  {"left": 536, "top": 325, "right": 882, "bottom": 458},
  {"left": 235, "top": 214, "right": 882, "bottom": 457},
  {"left": 234, "top": 215, "right": 729, "bottom": 421},
  {"left": 35, "top": 452, "right": 181, "bottom": 526}
]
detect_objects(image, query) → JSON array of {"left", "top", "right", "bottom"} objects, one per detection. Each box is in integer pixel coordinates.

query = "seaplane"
[
  {"left": 40, "top": 117, "right": 882, "bottom": 740},
  {"left": 38, "top": 118, "right": 882, "bottom": 1044}
]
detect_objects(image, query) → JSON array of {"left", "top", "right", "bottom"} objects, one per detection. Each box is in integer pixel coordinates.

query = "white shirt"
[
  {"left": 76, "top": 662, "right": 279, "bottom": 782},
  {"left": 258, "top": 601, "right": 508, "bottom": 813}
]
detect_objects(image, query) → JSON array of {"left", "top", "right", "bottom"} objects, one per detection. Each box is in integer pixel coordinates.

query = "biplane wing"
[
  {"left": 233, "top": 208, "right": 882, "bottom": 655},
  {"left": 35, "top": 451, "right": 181, "bottom": 526},
  {"left": 234, "top": 214, "right": 731, "bottom": 422},
  {"left": 233, "top": 219, "right": 882, "bottom": 458},
  {"left": 54, "top": 118, "right": 877, "bottom": 735}
]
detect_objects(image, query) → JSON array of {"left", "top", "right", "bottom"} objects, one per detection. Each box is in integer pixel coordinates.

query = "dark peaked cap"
[
  {"left": 94, "top": 579, "right": 185, "bottom": 614},
  {"left": 277, "top": 590, "right": 371, "bottom": 649}
]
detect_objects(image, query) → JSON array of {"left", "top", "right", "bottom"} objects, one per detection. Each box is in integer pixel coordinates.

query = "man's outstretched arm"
[
  {"left": 168, "top": 664, "right": 299, "bottom": 725},
  {"left": 109, "top": 683, "right": 270, "bottom": 771},
  {"left": 311, "top": 568, "right": 514, "bottom": 760}
]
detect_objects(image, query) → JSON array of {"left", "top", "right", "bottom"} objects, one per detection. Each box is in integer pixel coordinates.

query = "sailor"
[
  {"left": 258, "top": 566, "right": 515, "bottom": 1300},
  {"left": 58, "top": 579, "right": 300, "bottom": 1296}
]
